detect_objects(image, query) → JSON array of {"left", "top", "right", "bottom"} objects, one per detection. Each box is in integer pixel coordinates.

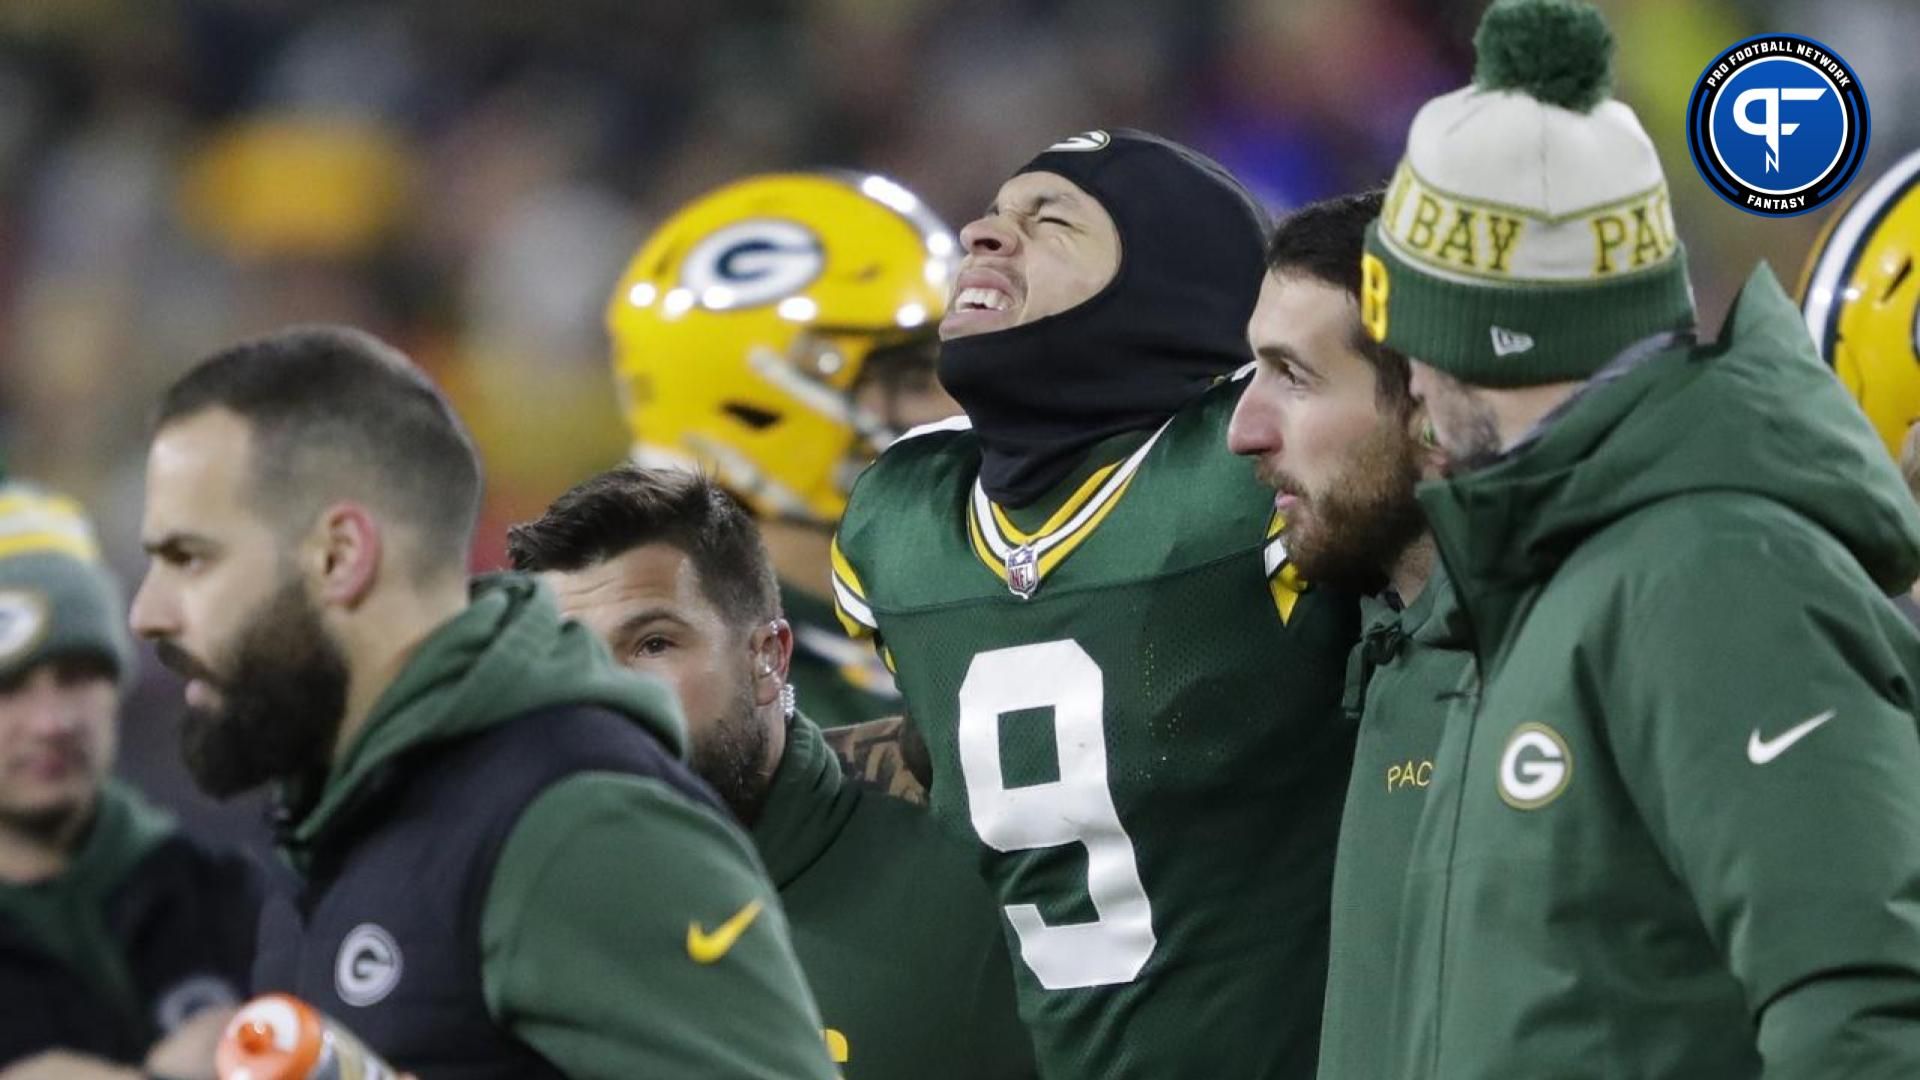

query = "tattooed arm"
[{"left": 822, "top": 715, "right": 931, "bottom": 805}]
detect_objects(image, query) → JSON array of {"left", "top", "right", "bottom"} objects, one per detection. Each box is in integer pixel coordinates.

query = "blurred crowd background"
[{"left": 0, "top": 0, "right": 1913, "bottom": 847}]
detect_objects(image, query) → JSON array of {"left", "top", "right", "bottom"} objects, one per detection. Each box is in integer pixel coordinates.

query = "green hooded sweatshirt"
[
  {"left": 1318, "top": 563, "right": 1474, "bottom": 1080},
  {"left": 750, "top": 713, "right": 1034, "bottom": 1078},
  {"left": 282, "top": 574, "right": 836, "bottom": 1079},
  {"left": 0, "top": 781, "right": 176, "bottom": 1044},
  {"left": 1394, "top": 266, "right": 1920, "bottom": 1079}
]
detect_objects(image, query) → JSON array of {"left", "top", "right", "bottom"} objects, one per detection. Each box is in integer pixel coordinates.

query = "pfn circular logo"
[{"left": 1686, "top": 35, "right": 1869, "bottom": 218}]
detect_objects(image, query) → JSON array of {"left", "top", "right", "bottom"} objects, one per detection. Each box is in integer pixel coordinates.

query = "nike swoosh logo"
[
  {"left": 687, "top": 899, "right": 763, "bottom": 964},
  {"left": 1748, "top": 709, "right": 1836, "bottom": 764}
]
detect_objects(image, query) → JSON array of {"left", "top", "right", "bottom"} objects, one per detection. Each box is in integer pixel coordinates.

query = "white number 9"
[{"left": 957, "top": 640, "right": 1156, "bottom": 989}]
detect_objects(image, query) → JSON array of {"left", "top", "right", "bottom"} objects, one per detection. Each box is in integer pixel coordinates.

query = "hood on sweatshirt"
[{"left": 282, "top": 573, "right": 686, "bottom": 862}]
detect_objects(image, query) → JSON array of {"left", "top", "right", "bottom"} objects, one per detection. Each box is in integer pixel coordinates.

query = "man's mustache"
[
  {"left": 1253, "top": 461, "right": 1305, "bottom": 499},
  {"left": 153, "top": 639, "right": 218, "bottom": 685}
]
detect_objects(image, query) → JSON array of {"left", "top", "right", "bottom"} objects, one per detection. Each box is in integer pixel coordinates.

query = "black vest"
[
  {"left": 253, "top": 705, "right": 721, "bottom": 1079},
  {"left": 0, "top": 834, "right": 263, "bottom": 1065}
]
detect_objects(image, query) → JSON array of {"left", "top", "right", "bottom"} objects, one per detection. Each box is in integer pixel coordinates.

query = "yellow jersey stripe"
[
  {"left": 967, "top": 506, "right": 1011, "bottom": 584},
  {"left": 1270, "top": 570, "right": 1303, "bottom": 624},
  {"left": 831, "top": 574, "right": 878, "bottom": 633},
  {"left": 987, "top": 461, "right": 1120, "bottom": 546},
  {"left": 828, "top": 536, "right": 869, "bottom": 601},
  {"left": 1035, "top": 470, "right": 1141, "bottom": 577}
]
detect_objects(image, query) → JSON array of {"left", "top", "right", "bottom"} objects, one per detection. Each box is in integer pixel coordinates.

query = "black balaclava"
[{"left": 938, "top": 129, "right": 1271, "bottom": 507}]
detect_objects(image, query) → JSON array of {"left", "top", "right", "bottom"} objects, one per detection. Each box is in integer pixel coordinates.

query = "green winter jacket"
[
  {"left": 1318, "top": 564, "right": 1473, "bottom": 1080},
  {"left": 1395, "top": 266, "right": 1920, "bottom": 1079},
  {"left": 282, "top": 574, "right": 836, "bottom": 1079},
  {"left": 751, "top": 714, "right": 1034, "bottom": 1078}
]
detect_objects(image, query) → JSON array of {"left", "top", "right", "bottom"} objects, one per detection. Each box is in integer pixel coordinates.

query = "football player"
[
  {"left": 605, "top": 172, "right": 959, "bottom": 765},
  {"left": 830, "top": 129, "right": 1360, "bottom": 1078},
  {"left": 1801, "top": 146, "right": 1920, "bottom": 628}
]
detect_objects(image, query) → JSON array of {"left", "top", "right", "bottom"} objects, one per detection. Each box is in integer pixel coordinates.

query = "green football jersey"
[
  {"left": 832, "top": 379, "right": 1359, "bottom": 1079},
  {"left": 782, "top": 583, "right": 902, "bottom": 729}
]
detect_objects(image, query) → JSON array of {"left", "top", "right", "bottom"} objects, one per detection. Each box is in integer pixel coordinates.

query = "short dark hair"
[
  {"left": 507, "top": 466, "right": 781, "bottom": 633},
  {"left": 1265, "top": 190, "right": 1413, "bottom": 410},
  {"left": 155, "top": 325, "right": 483, "bottom": 580}
]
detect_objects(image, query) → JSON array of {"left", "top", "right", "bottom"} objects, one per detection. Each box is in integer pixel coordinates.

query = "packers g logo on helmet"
[
  {"left": 679, "top": 221, "right": 825, "bottom": 310},
  {"left": 1801, "top": 148, "right": 1920, "bottom": 459},
  {"left": 608, "top": 172, "right": 958, "bottom": 525}
]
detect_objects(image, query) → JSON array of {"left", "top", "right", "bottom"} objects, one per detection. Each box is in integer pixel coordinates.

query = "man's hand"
[
  {"left": 0, "top": 1051, "right": 141, "bottom": 1080},
  {"left": 145, "top": 1005, "right": 235, "bottom": 1080}
]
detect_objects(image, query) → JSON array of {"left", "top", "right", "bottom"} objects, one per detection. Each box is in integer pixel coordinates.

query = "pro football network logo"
[{"left": 1686, "top": 34, "right": 1869, "bottom": 218}]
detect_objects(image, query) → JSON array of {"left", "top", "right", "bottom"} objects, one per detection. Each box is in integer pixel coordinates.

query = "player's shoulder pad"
[
  {"left": 836, "top": 413, "right": 978, "bottom": 603},
  {"left": 845, "top": 413, "right": 978, "bottom": 518},
  {"left": 1155, "top": 369, "right": 1253, "bottom": 456},
  {"left": 892, "top": 414, "right": 974, "bottom": 444}
]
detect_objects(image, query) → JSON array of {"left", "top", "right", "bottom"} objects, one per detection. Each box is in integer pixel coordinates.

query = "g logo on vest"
[
  {"left": 154, "top": 974, "right": 239, "bottom": 1032},
  {"left": 336, "top": 922, "right": 404, "bottom": 1007},
  {"left": 1498, "top": 723, "right": 1572, "bottom": 809},
  {"left": 680, "top": 221, "right": 824, "bottom": 310}
]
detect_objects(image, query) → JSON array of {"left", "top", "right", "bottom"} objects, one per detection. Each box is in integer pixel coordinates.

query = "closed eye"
[{"left": 1265, "top": 359, "right": 1305, "bottom": 387}]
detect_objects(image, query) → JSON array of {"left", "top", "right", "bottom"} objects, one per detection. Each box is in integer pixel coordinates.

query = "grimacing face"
[
  {"left": 940, "top": 171, "right": 1121, "bottom": 341},
  {"left": 129, "top": 409, "right": 350, "bottom": 797},
  {"left": 0, "top": 658, "right": 118, "bottom": 839},
  {"left": 1228, "top": 272, "right": 1428, "bottom": 588},
  {"left": 541, "top": 543, "right": 774, "bottom": 820}
]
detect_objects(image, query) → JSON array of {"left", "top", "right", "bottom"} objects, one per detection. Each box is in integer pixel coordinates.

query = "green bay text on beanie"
[{"left": 1362, "top": 0, "right": 1697, "bottom": 387}]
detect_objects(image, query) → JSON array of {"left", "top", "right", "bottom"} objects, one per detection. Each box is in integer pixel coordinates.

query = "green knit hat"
[
  {"left": 0, "top": 484, "right": 135, "bottom": 687},
  {"left": 1362, "top": 0, "right": 1697, "bottom": 387}
]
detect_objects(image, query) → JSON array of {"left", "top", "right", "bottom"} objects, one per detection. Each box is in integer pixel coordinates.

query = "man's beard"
[
  {"left": 158, "top": 579, "right": 351, "bottom": 799},
  {"left": 1426, "top": 370, "right": 1505, "bottom": 474},
  {"left": 1266, "top": 420, "right": 1428, "bottom": 593},
  {"left": 0, "top": 799, "right": 93, "bottom": 848},
  {"left": 690, "top": 675, "right": 773, "bottom": 826}
]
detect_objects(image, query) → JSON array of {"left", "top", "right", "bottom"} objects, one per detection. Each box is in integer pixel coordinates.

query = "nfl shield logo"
[{"left": 1006, "top": 545, "right": 1039, "bottom": 599}]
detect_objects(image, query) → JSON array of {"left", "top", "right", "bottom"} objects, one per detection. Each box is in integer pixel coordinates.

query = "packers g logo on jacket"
[
  {"left": 607, "top": 172, "right": 958, "bottom": 525},
  {"left": 1499, "top": 723, "right": 1572, "bottom": 809},
  {"left": 1800, "top": 147, "right": 1920, "bottom": 459}
]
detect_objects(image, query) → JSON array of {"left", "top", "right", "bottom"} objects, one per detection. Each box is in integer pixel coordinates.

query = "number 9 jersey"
[{"left": 830, "top": 377, "right": 1359, "bottom": 1078}]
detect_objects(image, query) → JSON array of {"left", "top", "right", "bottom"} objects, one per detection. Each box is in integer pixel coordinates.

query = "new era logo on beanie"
[{"left": 1363, "top": 0, "right": 1697, "bottom": 387}]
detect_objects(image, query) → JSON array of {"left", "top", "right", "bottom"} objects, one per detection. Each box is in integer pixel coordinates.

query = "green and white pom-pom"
[{"left": 1473, "top": 0, "right": 1614, "bottom": 112}]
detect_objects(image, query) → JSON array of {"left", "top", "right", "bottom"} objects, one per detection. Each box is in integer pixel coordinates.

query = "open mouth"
[{"left": 954, "top": 286, "right": 1014, "bottom": 312}]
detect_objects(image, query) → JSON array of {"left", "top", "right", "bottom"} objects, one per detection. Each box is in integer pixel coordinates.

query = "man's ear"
[
  {"left": 748, "top": 617, "right": 795, "bottom": 708},
  {"left": 1411, "top": 407, "right": 1449, "bottom": 479},
  {"left": 308, "top": 502, "right": 383, "bottom": 609}
]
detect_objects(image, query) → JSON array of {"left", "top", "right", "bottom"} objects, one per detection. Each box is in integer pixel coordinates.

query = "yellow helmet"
[
  {"left": 1801, "top": 148, "right": 1920, "bottom": 459},
  {"left": 607, "top": 171, "right": 958, "bottom": 525}
]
